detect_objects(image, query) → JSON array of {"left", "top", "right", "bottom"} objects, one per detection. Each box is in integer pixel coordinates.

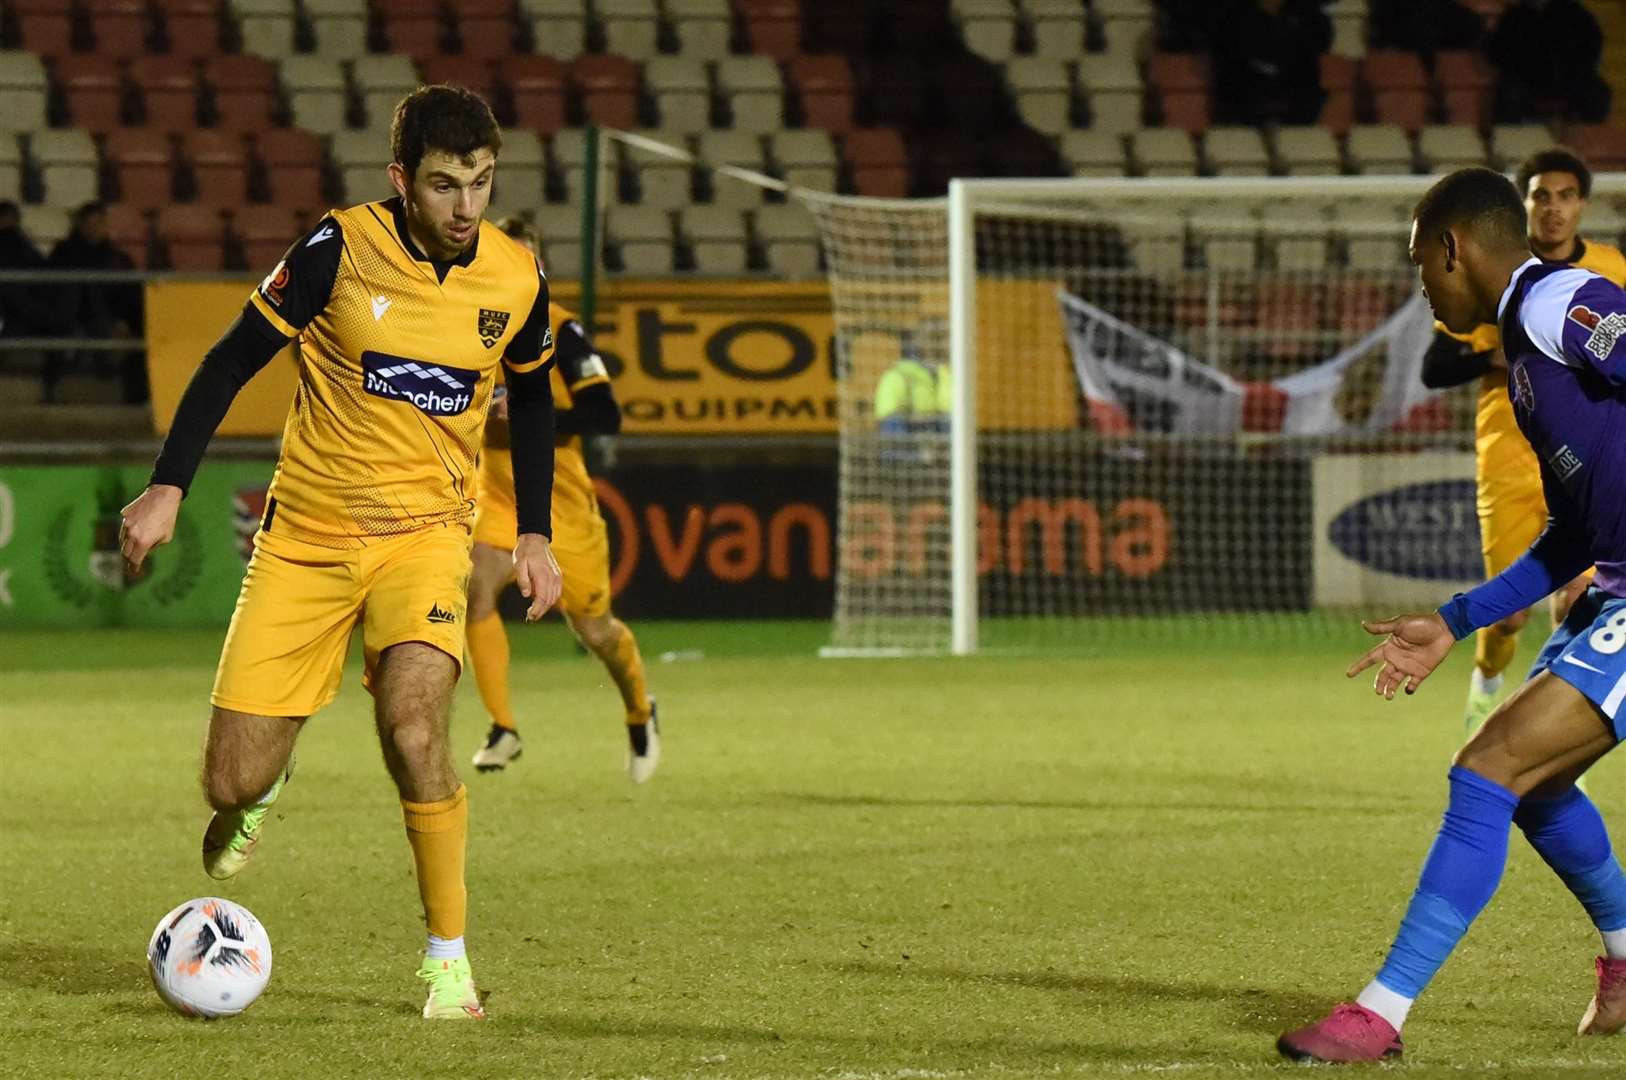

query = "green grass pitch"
[{"left": 5, "top": 619, "right": 1626, "bottom": 1079}]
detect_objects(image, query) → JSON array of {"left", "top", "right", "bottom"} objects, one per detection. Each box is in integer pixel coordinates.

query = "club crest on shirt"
[
  {"left": 1511, "top": 359, "right": 1535, "bottom": 413},
  {"left": 1568, "top": 303, "right": 1626, "bottom": 361},
  {"left": 260, "top": 261, "right": 289, "bottom": 307},
  {"left": 478, "top": 308, "right": 511, "bottom": 349}
]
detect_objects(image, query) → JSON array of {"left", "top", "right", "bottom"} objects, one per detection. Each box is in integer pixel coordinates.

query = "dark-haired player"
[
  {"left": 1279, "top": 168, "right": 1626, "bottom": 1062},
  {"left": 117, "top": 86, "right": 561, "bottom": 1019},
  {"left": 1420, "top": 148, "right": 1626, "bottom": 736}
]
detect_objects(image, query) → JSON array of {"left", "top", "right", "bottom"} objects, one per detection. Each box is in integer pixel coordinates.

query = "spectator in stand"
[
  {"left": 1210, "top": 0, "right": 1333, "bottom": 126},
  {"left": 48, "top": 202, "right": 147, "bottom": 403},
  {"left": 1486, "top": 0, "right": 1611, "bottom": 124},
  {"left": 0, "top": 200, "right": 45, "bottom": 338},
  {"left": 1369, "top": 0, "right": 1484, "bottom": 62}
]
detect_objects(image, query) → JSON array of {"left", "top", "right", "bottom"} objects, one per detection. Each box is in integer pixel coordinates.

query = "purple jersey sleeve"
[{"left": 1558, "top": 276, "right": 1626, "bottom": 382}]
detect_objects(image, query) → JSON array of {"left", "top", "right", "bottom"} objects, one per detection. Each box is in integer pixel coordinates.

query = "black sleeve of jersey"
[
  {"left": 504, "top": 268, "right": 554, "bottom": 369},
  {"left": 253, "top": 216, "right": 343, "bottom": 333},
  {"left": 508, "top": 367, "right": 557, "bottom": 539},
  {"left": 1420, "top": 329, "right": 1494, "bottom": 390},
  {"left": 553, "top": 315, "right": 593, "bottom": 379},
  {"left": 554, "top": 381, "right": 622, "bottom": 438},
  {"left": 149, "top": 305, "right": 291, "bottom": 494}
]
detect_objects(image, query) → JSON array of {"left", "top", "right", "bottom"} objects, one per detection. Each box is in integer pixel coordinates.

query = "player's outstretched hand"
[
  {"left": 119, "top": 484, "right": 183, "bottom": 575},
  {"left": 513, "top": 532, "right": 562, "bottom": 622},
  {"left": 1346, "top": 612, "right": 1455, "bottom": 700}
]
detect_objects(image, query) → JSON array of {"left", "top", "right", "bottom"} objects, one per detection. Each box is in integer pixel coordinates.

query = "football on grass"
[{"left": 148, "top": 898, "right": 272, "bottom": 1018}]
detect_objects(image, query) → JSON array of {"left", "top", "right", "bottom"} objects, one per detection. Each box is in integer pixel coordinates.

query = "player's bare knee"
[
  {"left": 568, "top": 613, "right": 620, "bottom": 654},
  {"left": 1495, "top": 609, "right": 1530, "bottom": 635}
]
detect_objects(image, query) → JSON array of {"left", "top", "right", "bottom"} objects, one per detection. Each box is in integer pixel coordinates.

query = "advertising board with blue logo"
[{"left": 1312, "top": 453, "right": 1481, "bottom": 607}]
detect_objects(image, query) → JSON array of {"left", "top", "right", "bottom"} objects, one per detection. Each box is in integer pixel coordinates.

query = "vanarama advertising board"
[{"left": 145, "top": 278, "right": 1079, "bottom": 435}]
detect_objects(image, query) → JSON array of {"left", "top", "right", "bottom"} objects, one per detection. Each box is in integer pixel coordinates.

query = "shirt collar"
[
  {"left": 1497, "top": 256, "right": 1543, "bottom": 320},
  {"left": 385, "top": 196, "right": 478, "bottom": 278}
]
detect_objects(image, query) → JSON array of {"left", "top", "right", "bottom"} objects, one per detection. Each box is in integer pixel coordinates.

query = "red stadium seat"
[
  {"left": 154, "top": 0, "right": 226, "bottom": 58},
  {"left": 373, "top": 0, "right": 449, "bottom": 60},
  {"left": 787, "top": 55, "right": 855, "bottom": 134},
  {"left": 451, "top": 0, "right": 520, "bottom": 59},
  {"left": 158, "top": 204, "right": 228, "bottom": 270},
  {"left": 1362, "top": 49, "right": 1430, "bottom": 133},
  {"left": 105, "top": 129, "right": 176, "bottom": 208},
  {"left": 234, "top": 205, "right": 304, "bottom": 269},
  {"left": 499, "top": 55, "right": 567, "bottom": 133},
  {"left": 55, "top": 55, "right": 128, "bottom": 133},
  {"left": 1318, "top": 54, "right": 1356, "bottom": 134},
  {"left": 183, "top": 129, "right": 249, "bottom": 206},
  {"left": 570, "top": 54, "right": 640, "bottom": 129},
  {"left": 205, "top": 55, "right": 279, "bottom": 131},
  {"left": 1147, "top": 52, "right": 1210, "bottom": 134},
  {"left": 105, "top": 204, "right": 153, "bottom": 267},
  {"left": 421, "top": 56, "right": 497, "bottom": 102},
  {"left": 737, "top": 0, "right": 803, "bottom": 60},
  {"left": 1563, "top": 124, "right": 1626, "bottom": 170},
  {"left": 254, "top": 129, "right": 327, "bottom": 211},
  {"left": 130, "top": 56, "right": 201, "bottom": 132},
  {"left": 13, "top": 0, "right": 76, "bottom": 57},
  {"left": 84, "top": 0, "right": 154, "bottom": 58},
  {"left": 1436, "top": 50, "right": 1494, "bottom": 127},
  {"left": 843, "top": 128, "right": 908, "bottom": 197}
]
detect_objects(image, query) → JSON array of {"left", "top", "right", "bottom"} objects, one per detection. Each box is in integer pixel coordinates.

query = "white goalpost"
[{"left": 806, "top": 174, "right": 1626, "bottom": 658}]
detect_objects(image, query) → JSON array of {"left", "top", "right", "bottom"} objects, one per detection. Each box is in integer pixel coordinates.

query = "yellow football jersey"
[
  {"left": 247, "top": 199, "right": 552, "bottom": 548},
  {"left": 480, "top": 303, "right": 611, "bottom": 530},
  {"left": 1433, "top": 240, "right": 1626, "bottom": 491}
]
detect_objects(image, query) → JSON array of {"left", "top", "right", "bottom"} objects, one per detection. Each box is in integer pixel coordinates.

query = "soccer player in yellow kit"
[
  {"left": 467, "top": 217, "right": 658, "bottom": 781},
  {"left": 1420, "top": 148, "right": 1626, "bottom": 735},
  {"left": 117, "top": 87, "right": 562, "bottom": 1019}
]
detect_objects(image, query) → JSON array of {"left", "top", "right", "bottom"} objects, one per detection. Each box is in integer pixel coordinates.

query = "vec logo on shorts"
[{"left": 361, "top": 351, "right": 479, "bottom": 416}]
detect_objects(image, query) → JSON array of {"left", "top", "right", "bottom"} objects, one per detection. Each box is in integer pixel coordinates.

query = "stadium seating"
[
  {"left": 1416, "top": 125, "right": 1488, "bottom": 172},
  {"left": 155, "top": 0, "right": 227, "bottom": 59},
  {"left": 306, "top": 0, "right": 369, "bottom": 56},
  {"left": 331, "top": 127, "right": 394, "bottom": 204},
  {"left": 352, "top": 55, "right": 419, "bottom": 129},
  {"left": 131, "top": 57, "right": 201, "bottom": 133},
  {"left": 571, "top": 54, "right": 641, "bottom": 129},
  {"left": 1146, "top": 53, "right": 1209, "bottom": 135},
  {"left": 56, "top": 55, "right": 127, "bottom": 133},
  {"left": 1565, "top": 125, "right": 1626, "bottom": 171},
  {"left": 1272, "top": 127, "right": 1341, "bottom": 176},
  {"left": 489, "top": 129, "right": 546, "bottom": 217},
  {"left": 500, "top": 55, "right": 568, "bottom": 132},
  {"left": 646, "top": 57, "right": 712, "bottom": 133},
  {"left": 739, "top": 0, "right": 803, "bottom": 61},
  {"left": 955, "top": 0, "right": 1018, "bottom": 64},
  {"left": 1344, "top": 124, "right": 1414, "bottom": 174},
  {"left": 105, "top": 202, "right": 153, "bottom": 265},
  {"left": 1203, "top": 127, "right": 1270, "bottom": 177},
  {"left": 842, "top": 129, "right": 908, "bottom": 197},
  {"left": 281, "top": 57, "right": 349, "bottom": 134},
  {"left": 1435, "top": 50, "right": 1494, "bottom": 128},
  {"left": 534, "top": 204, "right": 584, "bottom": 276},
  {"left": 1361, "top": 50, "right": 1429, "bottom": 133},
  {"left": 623, "top": 129, "right": 693, "bottom": 208},
  {"left": 697, "top": 131, "right": 767, "bottom": 205},
  {"left": 522, "top": 0, "right": 588, "bottom": 59},
  {"left": 716, "top": 56, "right": 784, "bottom": 132},
  {"left": 1131, "top": 128, "right": 1197, "bottom": 177},
  {"left": 1026, "top": 0, "right": 1087, "bottom": 60},
  {"left": 607, "top": 205, "right": 674, "bottom": 272},
  {"left": 104, "top": 129, "right": 177, "bottom": 209},
  {"left": 786, "top": 55, "right": 856, "bottom": 134},
  {"left": 30, "top": 129, "right": 101, "bottom": 207},
  {"left": 372, "top": 0, "right": 448, "bottom": 61},
  {"left": 1006, "top": 59, "right": 1074, "bottom": 136},
  {"left": 0, "top": 132, "right": 22, "bottom": 203},
  {"left": 157, "top": 204, "right": 227, "bottom": 269},
  {"left": 681, "top": 205, "right": 750, "bottom": 272},
  {"left": 666, "top": 0, "right": 732, "bottom": 58},
  {"left": 1076, "top": 52, "right": 1142, "bottom": 135},
  {"left": 755, "top": 203, "right": 821, "bottom": 276},
  {"left": 254, "top": 128, "right": 327, "bottom": 211},
  {"left": 12, "top": 0, "right": 75, "bottom": 57},
  {"left": 234, "top": 204, "right": 304, "bottom": 267},
  {"left": 84, "top": 0, "right": 154, "bottom": 59},
  {"left": 453, "top": 0, "right": 522, "bottom": 60},
  {"left": 184, "top": 129, "right": 250, "bottom": 205},
  {"left": 771, "top": 130, "right": 838, "bottom": 192},
  {"left": 231, "top": 0, "right": 299, "bottom": 59},
  {"left": 0, "top": 52, "right": 49, "bottom": 132},
  {"left": 599, "top": 0, "right": 662, "bottom": 59},
  {"left": 21, "top": 204, "right": 71, "bottom": 249},
  {"left": 1060, "top": 130, "right": 1127, "bottom": 176},
  {"left": 205, "top": 56, "right": 279, "bottom": 131},
  {"left": 1491, "top": 124, "right": 1554, "bottom": 170}
]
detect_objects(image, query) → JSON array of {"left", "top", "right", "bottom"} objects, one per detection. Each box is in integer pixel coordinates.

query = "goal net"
[{"left": 803, "top": 176, "right": 1626, "bottom": 656}]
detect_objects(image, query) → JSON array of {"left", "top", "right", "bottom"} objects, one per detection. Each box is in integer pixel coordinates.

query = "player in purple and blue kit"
[{"left": 1279, "top": 168, "right": 1626, "bottom": 1063}]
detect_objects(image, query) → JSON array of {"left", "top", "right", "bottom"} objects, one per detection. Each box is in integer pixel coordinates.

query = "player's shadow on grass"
[
  {"left": 779, "top": 792, "right": 1401, "bottom": 816},
  {"left": 507, "top": 1012, "right": 1153, "bottom": 1062},
  {"left": 827, "top": 959, "right": 1325, "bottom": 1035},
  {"left": 0, "top": 942, "right": 135, "bottom": 996}
]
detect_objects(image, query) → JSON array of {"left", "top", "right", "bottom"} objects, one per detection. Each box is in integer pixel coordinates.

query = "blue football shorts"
[{"left": 1530, "top": 587, "right": 1626, "bottom": 739}]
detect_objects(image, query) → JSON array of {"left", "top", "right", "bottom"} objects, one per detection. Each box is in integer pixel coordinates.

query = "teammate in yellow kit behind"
[
  {"left": 117, "top": 87, "right": 563, "bottom": 1019},
  {"left": 467, "top": 217, "right": 659, "bottom": 782},
  {"left": 1420, "top": 147, "right": 1626, "bottom": 735}
]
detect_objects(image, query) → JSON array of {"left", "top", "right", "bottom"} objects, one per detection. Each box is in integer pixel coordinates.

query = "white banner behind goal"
[{"left": 804, "top": 175, "right": 1626, "bottom": 656}]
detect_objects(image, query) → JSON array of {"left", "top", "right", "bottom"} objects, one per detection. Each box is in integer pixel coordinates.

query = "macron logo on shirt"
[{"left": 1568, "top": 303, "right": 1626, "bottom": 362}]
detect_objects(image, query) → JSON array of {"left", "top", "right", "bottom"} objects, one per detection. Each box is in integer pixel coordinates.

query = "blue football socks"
[
  {"left": 1516, "top": 785, "right": 1626, "bottom": 943},
  {"left": 1373, "top": 766, "right": 1520, "bottom": 999}
]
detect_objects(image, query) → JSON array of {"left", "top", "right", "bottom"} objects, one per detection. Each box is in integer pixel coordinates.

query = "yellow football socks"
[
  {"left": 466, "top": 611, "right": 515, "bottom": 731},
  {"left": 1474, "top": 622, "right": 1518, "bottom": 680},
  {"left": 602, "top": 620, "right": 652, "bottom": 725},
  {"left": 401, "top": 784, "right": 468, "bottom": 941}
]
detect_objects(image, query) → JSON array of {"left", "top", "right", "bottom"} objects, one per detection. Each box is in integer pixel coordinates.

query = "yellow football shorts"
[
  {"left": 472, "top": 481, "right": 612, "bottom": 619},
  {"left": 211, "top": 523, "right": 473, "bottom": 717}
]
